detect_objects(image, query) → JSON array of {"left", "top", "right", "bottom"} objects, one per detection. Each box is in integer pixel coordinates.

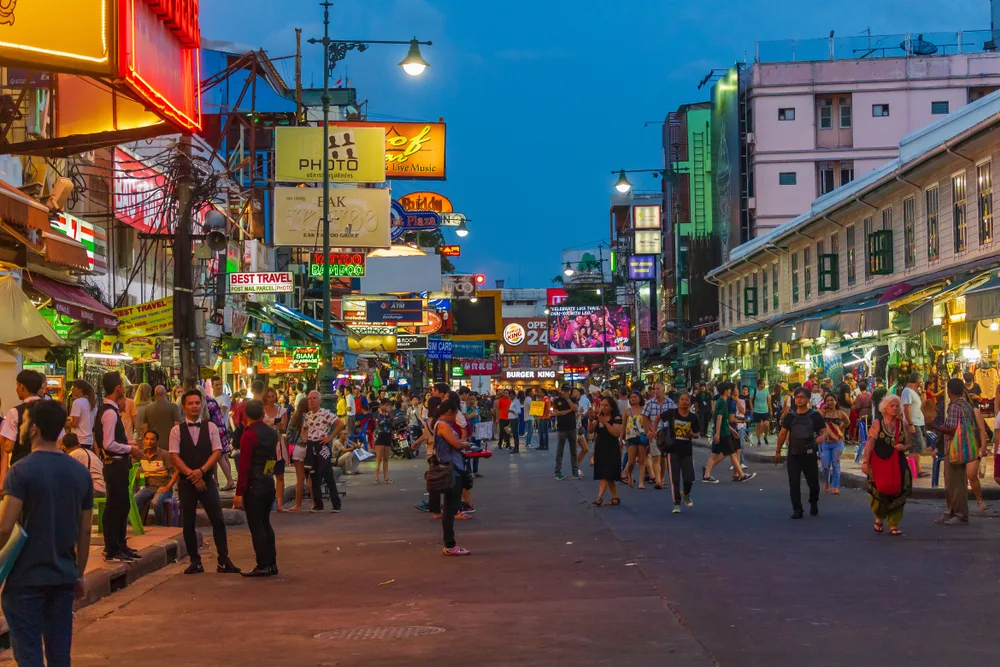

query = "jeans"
[
  {"left": 820, "top": 441, "right": 844, "bottom": 489},
  {"left": 525, "top": 419, "right": 535, "bottom": 446},
  {"left": 244, "top": 479, "right": 277, "bottom": 570},
  {"left": 102, "top": 457, "right": 130, "bottom": 556},
  {"left": 134, "top": 486, "right": 174, "bottom": 526},
  {"left": 178, "top": 478, "right": 229, "bottom": 566},
  {"left": 1, "top": 584, "right": 75, "bottom": 667},
  {"left": 441, "top": 477, "right": 464, "bottom": 548},
  {"left": 537, "top": 419, "right": 550, "bottom": 449},
  {"left": 786, "top": 451, "right": 820, "bottom": 512},
  {"left": 555, "top": 430, "right": 578, "bottom": 476}
]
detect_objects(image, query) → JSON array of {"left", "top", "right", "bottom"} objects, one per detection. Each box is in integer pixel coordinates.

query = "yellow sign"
[
  {"left": 337, "top": 122, "right": 447, "bottom": 180},
  {"left": 114, "top": 297, "right": 173, "bottom": 336},
  {"left": 272, "top": 187, "right": 391, "bottom": 248},
  {"left": 274, "top": 127, "right": 386, "bottom": 183},
  {"left": 101, "top": 335, "right": 159, "bottom": 361},
  {"left": 348, "top": 335, "right": 397, "bottom": 353},
  {"left": 0, "top": 0, "right": 112, "bottom": 75}
]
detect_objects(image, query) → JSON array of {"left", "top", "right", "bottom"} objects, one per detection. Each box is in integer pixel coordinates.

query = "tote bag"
[{"left": 948, "top": 404, "right": 979, "bottom": 465}]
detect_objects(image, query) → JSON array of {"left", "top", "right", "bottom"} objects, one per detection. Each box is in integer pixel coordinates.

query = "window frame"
[
  {"left": 778, "top": 108, "right": 795, "bottom": 121},
  {"left": 931, "top": 100, "right": 950, "bottom": 115},
  {"left": 779, "top": 172, "right": 797, "bottom": 186},
  {"left": 953, "top": 170, "right": 968, "bottom": 253},
  {"left": 772, "top": 261, "right": 779, "bottom": 311},
  {"left": 926, "top": 184, "right": 940, "bottom": 260},
  {"left": 839, "top": 102, "right": 852, "bottom": 128},
  {"left": 803, "top": 246, "right": 812, "bottom": 301},
  {"left": 903, "top": 196, "right": 916, "bottom": 268},
  {"left": 978, "top": 159, "right": 993, "bottom": 246},
  {"left": 863, "top": 216, "right": 873, "bottom": 279},
  {"left": 846, "top": 224, "right": 857, "bottom": 286},
  {"left": 791, "top": 252, "right": 799, "bottom": 305},
  {"left": 872, "top": 104, "right": 890, "bottom": 117}
]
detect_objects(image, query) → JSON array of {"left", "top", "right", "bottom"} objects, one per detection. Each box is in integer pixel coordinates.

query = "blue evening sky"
[{"left": 203, "top": 0, "right": 988, "bottom": 287}]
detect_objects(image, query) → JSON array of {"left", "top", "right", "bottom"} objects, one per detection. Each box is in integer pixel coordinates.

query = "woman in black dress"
[{"left": 590, "top": 396, "right": 623, "bottom": 506}]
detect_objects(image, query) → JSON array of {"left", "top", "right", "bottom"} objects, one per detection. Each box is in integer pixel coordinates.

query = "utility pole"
[
  {"left": 598, "top": 243, "right": 609, "bottom": 386},
  {"left": 294, "top": 28, "right": 303, "bottom": 122},
  {"left": 317, "top": 1, "right": 336, "bottom": 409},
  {"left": 174, "top": 135, "right": 198, "bottom": 386},
  {"left": 633, "top": 284, "right": 642, "bottom": 389}
]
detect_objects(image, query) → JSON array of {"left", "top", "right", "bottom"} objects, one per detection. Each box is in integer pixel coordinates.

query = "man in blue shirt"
[{"left": 0, "top": 400, "right": 94, "bottom": 666}]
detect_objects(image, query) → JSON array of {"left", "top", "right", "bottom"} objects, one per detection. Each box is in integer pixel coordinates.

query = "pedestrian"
[
  {"left": 301, "top": 390, "right": 343, "bottom": 511},
  {"left": 965, "top": 390, "right": 989, "bottom": 513},
  {"left": 204, "top": 385, "right": 236, "bottom": 492},
  {"left": 695, "top": 383, "right": 713, "bottom": 437},
  {"left": 140, "top": 385, "right": 182, "bottom": 450},
  {"left": 68, "top": 379, "right": 98, "bottom": 450},
  {"left": 752, "top": 378, "right": 770, "bottom": 446},
  {"left": 536, "top": 388, "right": 551, "bottom": 450},
  {"left": 622, "top": 392, "right": 646, "bottom": 488},
  {"left": 552, "top": 384, "right": 581, "bottom": 480},
  {"left": 0, "top": 400, "right": 93, "bottom": 667},
  {"left": 523, "top": 390, "right": 535, "bottom": 448},
  {"left": 508, "top": 390, "right": 522, "bottom": 453},
  {"left": 703, "top": 382, "right": 755, "bottom": 483},
  {"left": 434, "top": 398, "right": 472, "bottom": 556},
  {"left": 345, "top": 385, "right": 357, "bottom": 436},
  {"left": 930, "top": 379, "right": 978, "bottom": 526},
  {"left": 817, "top": 392, "right": 848, "bottom": 495},
  {"left": 775, "top": 386, "right": 828, "bottom": 519},
  {"left": 901, "top": 371, "right": 929, "bottom": 479},
  {"left": 574, "top": 388, "right": 591, "bottom": 467},
  {"left": 662, "top": 392, "right": 699, "bottom": 513},
  {"left": 121, "top": 385, "right": 139, "bottom": 441},
  {"left": 590, "top": 395, "right": 622, "bottom": 506},
  {"left": 861, "top": 393, "right": 912, "bottom": 535},
  {"left": 95, "top": 371, "right": 141, "bottom": 562},
  {"left": 64, "top": 432, "right": 105, "bottom": 497},
  {"left": 262, "top": 387, "right": 289, "bottom": 511},
  {"left": 496, "top": 389, "right": 512, "bottom": 451},
  {"left": 373, "top": 398, "right": 394, "bottom": 483},
  {"left": 234, "top": 399, "right": 279, "bottom": 576},
  {"left": 285, "top": 397, "right": 309, "bottom": 512},
  {"left": 134, "top": 431, "right": 177, "bottom": 525},
  {"left": 0, "top": 370, "right": 47, "bottom": 477},
  {"left": 647, "top": 389, "right": 673, "bottom": 491},
  {"left": 169, "top": 389, "right": 241, "bottom": 574}
]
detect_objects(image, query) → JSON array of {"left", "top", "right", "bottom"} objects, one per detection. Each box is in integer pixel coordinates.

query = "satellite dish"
[{"left": 902, "top": 34, "right": 937, "bottom": 56}]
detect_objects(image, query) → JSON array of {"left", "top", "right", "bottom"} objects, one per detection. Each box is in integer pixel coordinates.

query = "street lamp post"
[{"left": 307, "top": 1, "right": 431, "bottom": 407}]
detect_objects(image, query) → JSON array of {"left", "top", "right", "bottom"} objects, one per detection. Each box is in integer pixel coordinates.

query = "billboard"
[
  {"left": 633, "top": 205, "right": 661, "bottom": 229},
  {"left": 229, "top": 272, "right": 294, "bottom": 294},
  {"left": 711, "top": 65, "right": 743, "bottom": 262},
  {"left": 548, "top": 305, "right": 631, "bottom": 355},
  {"left": 114, "top": 297, "right": 174, "bottom": 336},
  {"left": 628, "top": 255, "right": 657, "bottom": 280},
  {"left": 274, "top": 127, "right": 387, "bottom": 183},
  {"left": 450, "top": 290, "right": 502, "bottom": 341},
  {"left": 396, "top": 334, "right": 428, "bottom": 351},
  {"left": 502, "top": 318, "right": 549, "bottom": 353},
  {"left": 272, "top": 186, "right": 391, "bottom": 248},
  {"left": 335, "top": 122, "right": 447, "bottom": 180},
  {"left": 400, "top": 191, "right": 453, "bottom": 212},
  {"left": 547, "top": 288, "right": 569, "bottom": 306},
  {"left": 0, "top": 0, "right": 112, "bottom": 75},
  {"left": 346, "top": 325, "right": 397, "bottom": 353}
]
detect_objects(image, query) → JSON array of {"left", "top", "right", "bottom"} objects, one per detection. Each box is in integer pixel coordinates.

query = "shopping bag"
[
  {"left": 948, "top": 409, "right": 979, "bottom": 464},
  {"left": 529, "top": 401, "right": 545, "bottom": 418},
  {"left": 0, "top": 523, "right": 27, "bottom": 585}
]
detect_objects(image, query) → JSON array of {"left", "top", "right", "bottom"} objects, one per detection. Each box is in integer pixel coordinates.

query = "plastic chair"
[
  {"left": 93, "top": 496, "right": 107, "bottom": 533},
  {"left": 127, "top": 464, "right": 146, "bottom": 537},
  {"left": 854, "top": 420, "right": 868, "bottom": 463}
]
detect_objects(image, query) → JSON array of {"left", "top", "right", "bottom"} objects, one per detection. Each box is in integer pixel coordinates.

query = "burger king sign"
[
  {"left": 503, "top": 323, "right": 526, "bottom": 346},
  {"left": 501, "top": 318, "right": 548, "bottom": 352}
]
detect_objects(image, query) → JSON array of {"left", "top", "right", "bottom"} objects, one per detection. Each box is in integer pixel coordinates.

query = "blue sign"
[
  {"left": 628, "top": 255, "right": 657, "bottom": 280},
  {"left": 6, "top": 70, "right": 51, "bottom": 87},
  {"left": 428, "top": 298, "right": 451, "bottom": 311},
  {"left": 452, "top": 340, "right": 485, "bottom": 359},
  {"left": 391, "top": 201, "right": 407, "bottom": 241},
  {"left": 365, "top": 299, "right": 424, "bottom": 323},
  {"left": 391, "top": 200, "right": 440, "bottom": 242},
  {"left": 427, "top": 338, "right": 453, "bottom": 360}
]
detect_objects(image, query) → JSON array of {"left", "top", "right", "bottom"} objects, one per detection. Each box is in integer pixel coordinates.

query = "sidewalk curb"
[{"left": 692, "top": 439, "right": 1000, "bottom": 501}]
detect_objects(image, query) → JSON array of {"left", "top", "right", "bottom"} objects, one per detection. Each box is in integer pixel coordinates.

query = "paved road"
[{"left": 46, "top": 447, "right": 1000, "bottom": 667}]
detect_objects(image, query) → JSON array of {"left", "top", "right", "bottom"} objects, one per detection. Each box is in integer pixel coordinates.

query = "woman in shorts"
[
  {"left": 285, "top": 397, "right": 309, "bottom": 512},
  {"left": 622, "top": 392, "right": 648, "bottom": 489}
]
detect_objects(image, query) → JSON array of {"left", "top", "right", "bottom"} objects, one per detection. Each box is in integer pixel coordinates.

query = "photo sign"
[
  {"left": 273, "top": 187, "right": 391, "bottom": 248},
  {"left": 274, "top": 126, "right": 386, "bottom": 183},
  {"left": 229, "top": 272, "right": 294, "bottom": 294}
]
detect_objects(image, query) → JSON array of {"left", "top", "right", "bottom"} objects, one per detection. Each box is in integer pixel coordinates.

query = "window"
[
  {"left": 818, "top": 100, "right": 833, "bottom": 129},
  {"left": 791, "top": 252, "right": 799, "bottom": 304},
  {"left": 744, "top": 281, "right": 758, "bottom": 317},
  {"left": 762, "top": 269, "right": 769, "bottom": 315},
  {"left": 840, "top": 100, "right": 852, "bottom": 128},
  {"left": 779, "top": 172, "right": 797, "bottom": 186},
  {"left": 728, "top": 283, "right": 733, "bottom": 326},
  {"left": 979, "top": 161, "right": 993, "bottom": 245},
  {"left": 863, "top": 216, "right": 873, "bottom": 278},
  {"left": 846, "top": 225, "right": 857, "bottom": 286},
  {"left": 881, "top": 206, "right": 893, "bottom": 232},
  {"left": 868, "top": 229, "right": 894, "bottom": 275},
  {"left": 736, "top": 279, "right": 741, "bottom": 322},
  {"left": 114, "top": 223, "right": 134, "bottom": 270},
  {"left": 772, "top": 261, "right": 779, "bottom": 311},
  {"left": 830, "top": 231, "right": 840, "bottom": 257},
  {"left": 819, "top": 162, "right": 836, "bottom": 195},
  {"left": 931, "top": 101, "right": 950, "bottom": 115},
  {"left": 872, "top": 104, "right": 890, "bottom": 117},
  {"left": 819, "top": 253, "right": 839, "bottom": 292},
  {"left": 926, "top": 185, "right": 940, "bottom": 260},
  {"left": 954, "top": 172, "right": 968, "bottom": 253},
  {"left": 803, "top": 247, "right": 812, "bottom": 300},
  {"left": 778, "top": 108, "right": 795, "bottom": 121},
  {"left": 840, "top": 163, "right": 854, "bottom": 186},
  {"left": 903, "top": 197, "right": 916, "bottom": 268}
]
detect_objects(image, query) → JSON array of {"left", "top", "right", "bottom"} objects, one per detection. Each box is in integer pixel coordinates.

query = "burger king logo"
[{"left": 503, "top": 323, "right": 526, "bottom": 346}]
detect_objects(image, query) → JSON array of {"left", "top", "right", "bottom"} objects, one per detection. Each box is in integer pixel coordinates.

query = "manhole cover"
[{"left": 314, "top": 626, "right": 445, "bottom": 641}]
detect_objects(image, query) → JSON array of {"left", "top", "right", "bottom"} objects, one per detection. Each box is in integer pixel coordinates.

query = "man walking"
[
  {"left": 234, "top": 399, "right": 279, "bottom": 576},
  {"left": 643, "top": 383, "right": 675, "bottom": 488},
  {"left": 775, "top": 386, "right": 828, "bottom": 519},
  {"left": 302, "top": 390, "right": 343, "bottom": 512},
  {"left": 536, "top": 389, "right": 551, "bottom": 450},
  {"left": 931, "top": 378, "right": 975, "bottom": 526},
  {"left": 345, "top": 386, "right": 357, "bottom": 436},
  {"left": 703, "top": 382, "right": 755, "bottom": 483},
  {"left": 524, "top": 390, "right": 535, "bottom": 448},
  {"left": 901, "top": 372, "right": 928, "bottom": 478},
  {"left": 95, "top": 372, "right": 140, "bottom": 562},
  {"left": 0, "top": 401, "right": 93, "bottom": 667},
  {"left": 496, "top": 390, "right": 512, "bottom": 451},
  {"left": 140, "top": 385, "right": 182, "bottom": 450},
  {"left": 169, "top": 390, "right": 241, "bottom": 575},
  {"left": 552, "top": 384, "right": 581, "bottom": 480}
]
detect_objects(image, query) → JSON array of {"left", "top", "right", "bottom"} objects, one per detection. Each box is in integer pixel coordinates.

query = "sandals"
[
  {"left": 978, "top": 500, "right": 989, "bottom": 512},
  {"left": 654, "top": 483, "right": 665, "bottom": 490},
  {"left": 609, "top": 498, "right": 620, "bottom": 506},
  {"left": 873, "top": 520, "right": 884, "bottom": 533},
  {"left": 220, "top": 483, "right": 236, "bottom": 492},
  {"left": 591, "top": 499, "right": 604, "bottom": 507},
  {"left": 890, "top": 528, "right": 904, "bottom": 537}
]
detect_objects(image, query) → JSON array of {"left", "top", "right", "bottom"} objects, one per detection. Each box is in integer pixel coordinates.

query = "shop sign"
[
  {"left": 503, "top": 369, "right": 557, "bottom": 381},
  {"left": 335, "top": 122, "right": 447, "bottom": 180},
  {"left": 114, "top": 149, "right": 168, "bottom": 233},
  {"left": 400, "top": 191, "right": 453, "bottom": 213},
  {"left": 633, "top": 205, "right": 661, "bottom": 230},
  {"left": 427, "top": 338, "right": 453, "bottom": 360},
  {"left": 273, "top": 186, "right": 391, "bottom": 248},
  {"left": 460, "top": 359, "right": 499, "bottom": 376},
  {"left": 114, "top": 297, "right": 173, "bottom": 336},
  {"left": 101, "top": 335, "right": 160, "bottom": 361},
  {"left": 6, "top": 70, "right": 52, "bottom": 87},
  {"left": 502, "top": 318, "right": 548, "bottom": 352},
  {"left": 434, "top": 275, "right": 476, "bottom": 299},
  {"left": 439, "top": 245, "right": 461, "bottom": 257},
  {"left": 51, "top": 213, "right": 106, "bottom": 272},
  {"left": 365, "top": 299, "right": 424, "bottom": 324},
  {"left": 229, "top": 272, "right": 294, "bottom": 294},
  {"left": 291, "top": 347, "right": 321, "bottom": 368},
  {"left": 451, "top": 365, "right": 464, "bottom": 377},
  {"left": 452, "top": 340, "right": 485, "bottom": 359},
  {"left": 348, "top": 332, "right": 397, "bottom": 353},
  {"left": 309, "top": 252, "right": 366, "bottom": 278},
  {"left": 628, "top": 255, "right": 657, "bottom": 281},
  {"left": 390, "top": 200, "right": 440, "bottom": 241},
  {"left": 0, "top": 0, "right": 111, "bottom": 75},
  {"left": 396, "top": 334, "right": 429, "bottom": 351},
  {"left": 274, "top": 126, "right": 386, "bottom": 183},
  {"left": 634, "top": 230, "right": 662, "bottom": 255},
  {"left": 547, "top": 288, "right": 569, "bottom": 306}
]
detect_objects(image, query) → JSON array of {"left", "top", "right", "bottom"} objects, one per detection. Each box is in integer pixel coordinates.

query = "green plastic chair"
[
  {"left": 127, "top": 463, "right": 146, "bottom": 537},
  {"left": 93, "top": 496, "right": 106, "bottom": 532}
]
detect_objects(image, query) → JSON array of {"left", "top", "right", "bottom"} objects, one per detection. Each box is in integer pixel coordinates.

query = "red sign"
[
  {"left": 460, "top": 360, "right": 499, "bottom": 376},
  {"left": 119, "top": 0, "right": 202, "bottom": 131},
  {"left": 439, "top": 245, "right": 461, "bottom": 257},
  {"left": 547, "top": 288, "right": 569, "bottom": 306},
  {"left": 114, "top": 148, "right": 168, "bottom": 233}
]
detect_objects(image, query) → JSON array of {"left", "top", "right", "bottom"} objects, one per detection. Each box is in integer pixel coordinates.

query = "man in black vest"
[
  {"left": 233, "top": 399, "right": 278, "bottom": 577},
  {"left": 95, "top": 372, "right": 141, "bottom": 562},
  {"left": 169, "top": 390, "right": 241, "bottom": 575},
  {"left": 0, "top": 370, "right": 46, "bottom": 477}
]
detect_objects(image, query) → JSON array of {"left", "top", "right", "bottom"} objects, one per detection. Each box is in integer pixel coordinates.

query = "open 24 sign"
[{"left": 502, "top": 318, "right": 548, "bottom": 352}]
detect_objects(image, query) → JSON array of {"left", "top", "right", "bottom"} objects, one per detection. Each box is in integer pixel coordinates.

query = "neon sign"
[{"left": 309, "top": 252, "right": 367, "bottom": 278}]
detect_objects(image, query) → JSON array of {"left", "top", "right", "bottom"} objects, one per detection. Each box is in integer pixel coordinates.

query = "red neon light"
[{"left": 120, "top": 0, "right": 202, "bottom": 132}]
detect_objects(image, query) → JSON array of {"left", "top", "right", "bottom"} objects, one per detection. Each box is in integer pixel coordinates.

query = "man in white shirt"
[
  {"left": 345, "top": 386, "right": 357, "bottom": 436},
  {"left": 211, "top": 377, "right": 231, "bottom": 423},
  {"left": 96, "top": 372, "right": 141, "bottom": 563},
  {"left": 0, "top": 370, "right": 46, "bottom": 479},
  {"left": 169, "top": 389, "right": 241, "bottom": 575},
  {"left": 507, "top": 392, "right": 522, "bottom": 453},
  {"left": 68, "top": 380, "right": 97, "bottom": 448},
  {"left": 901, "top": 371, "right": 928, "bottom": 478}
]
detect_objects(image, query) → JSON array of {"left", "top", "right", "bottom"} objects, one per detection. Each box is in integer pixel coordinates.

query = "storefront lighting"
[
  {"left": 962, "top": 348, "right": 982, "bottom": 361},
  {"left": 778, "top": 364, "right": 792, "bottom": 373},
  {"left": 932, "top": 317, "right": 943, "bottom": 326},
  {"left": 470, "top": 297, "right": 478, "bottom": 303},
  {"left": 950, "top": 313, "right": 966, "bottom": 323},
  {"left": 823, "top": 348, "right": 837, "bottom": 360},
  {"left": 991, "top": 321, "right": 999, "bottom": 331},
  {"left": 703, "top": 359, "right": 709, "bottom": 365},
  {"left": 544, "top": 308, "right": 550, "bottom": 315},
  {"left": 82, "top": 352, "right": 133, "bottom": 362},
  {"left": 595, "top": 288, "right": 602, "bottom": 295}
]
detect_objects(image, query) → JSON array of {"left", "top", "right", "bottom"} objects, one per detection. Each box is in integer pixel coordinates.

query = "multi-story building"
[{"left": 713, "top": 28, "right": 1000, "bottom": 261}]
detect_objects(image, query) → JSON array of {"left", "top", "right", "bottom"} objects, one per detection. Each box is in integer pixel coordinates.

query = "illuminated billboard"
[{"left": 548, "top": 305, "right": 631, "bottom": 355}]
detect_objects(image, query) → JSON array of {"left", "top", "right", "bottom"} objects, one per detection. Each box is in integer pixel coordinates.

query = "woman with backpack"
[{"left": 751, "top": 378, "right": 770, "bottom": 447}]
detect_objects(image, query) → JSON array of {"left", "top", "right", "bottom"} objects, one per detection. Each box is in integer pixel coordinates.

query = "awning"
[
  {"left": 40, "top": 232, "right": 90, "bottom": 272},
  {"left": 0, "top": 179, "right": 49, "bottom": 233},
  {"left": 842, "top": 299, "right": 890, "bottom": 332},
  {"left": 773, "top": 324, "right": 795, "bottom": 343},
  {"left": 798, "top": 317, "right": 823, "bottom": 339},
  {"left": 0, "top": 273, "right": 64, "bottom": 348},
  {"left": 965, "top": 275, "right": 1000, "bottom": 321},
  {"left": 704, "top": 335, "right": 736, "bottom": 359},
  {"left": 910, "top": 299, "right": 934, "bottom": 332},
  {"left": 25, "top": 274, "right": 118, "bottom": 330}
]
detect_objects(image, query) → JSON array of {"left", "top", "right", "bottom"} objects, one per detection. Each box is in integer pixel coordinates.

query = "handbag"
[
  {"left": 948, "top": 404, "right": 980, "bottom": 464},
  {"left": 424, "top": 456, "right": 455, "bottom": 493}
]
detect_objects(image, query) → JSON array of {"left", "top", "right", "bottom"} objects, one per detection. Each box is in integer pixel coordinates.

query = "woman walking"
[
  {"left": 818, "top": 393, "right": 849, "bottom": 495},
  {"left": 662, "top": 393, "right": 699, "bottom": 513},
  {"left": 68, "top": 379, "right": 98, "bottom": 448},
  {"left": 966, "top": 390, "right": 989, "bottom": 513},
  {"left": 262, "top": 388, "right": 289, "bottom": 512},
  {"left": 434, "top": 399, "right": 471, "bottom": 556},
  {"left": 285, "top": 398, "right": 309, "bottom": 512},
  {"left": 622, "top": 392, "right": 647, "bottom": 489},
  {"left": 861, "top": 394, "right": 912, "bottom": 536},
  {"left": 590, "top": 396, "right": 623, "bottom": 506}
]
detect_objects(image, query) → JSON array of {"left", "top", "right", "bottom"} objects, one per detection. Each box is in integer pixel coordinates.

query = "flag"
[{"left": 333, "top": 77, "right": 343, "bottom": 88}]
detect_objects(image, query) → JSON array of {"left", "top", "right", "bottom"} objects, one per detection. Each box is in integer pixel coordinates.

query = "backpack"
[{"left": 788, "top": 411, "right": 819, "bottom": 454}]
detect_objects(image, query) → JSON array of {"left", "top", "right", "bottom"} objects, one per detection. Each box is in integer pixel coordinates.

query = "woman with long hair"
[
  {"left": 622, "top": 392, "right": 647, "bottom": 489},
  {"left": 590, "top": 396, "right": 623, "bottom": 506},
  {"left": 68, "top": 379, "right": 98, "bottom": 448},
  {"left": 262, "top": 387, "right": 290, "bottom": 512},
  {"left": 861, "top": 394, "right": 912, "bottom": 536},
  {"left": 435, "top": 398, "right": 472, "bottom": 556},
  {"left": 965, "top": 390, "right": 989, "bottom": 513},
  {"left": 285, "top": 397, "right": 309, "bottom": 512},
  {"left": 818, "top": 393, "right": 849, "bottom": 495}
]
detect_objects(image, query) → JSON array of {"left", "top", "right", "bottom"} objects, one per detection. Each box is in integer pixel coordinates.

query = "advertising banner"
[
  {"left": 547, "top": 288, "right": 569, "bottom": 306},
  {"left": 434, "top": 275, "right": 476, "bottom": 299},
  {"left": 502, "top": 369, "right": 558, "bottom": 381},
  {"left": 274, "top": 127, "right": 386, "bottom": 183},
  {"left": 390, "top": 200, "right": 441, "bottom": 240},
  {"left": 334, "top": 122, "right": 447, "bottom": 180},
  {"left": 548, "top": 305, "right": 631, "bottom": 355},
  {"left": 399, "top": 191, "right": 453, "bottom": 212},
  {"left": 452, "top": 340, "right": 485, "bottom": 359},
  {"left": 114, "top": 297, "right": 173, "bottom": 336},
  {"left": 427, "top": 338, "right": 453, "bottom": 360},
  {"left": 229, "top": 272, "right": 294, "bottom": 294},
  {"left": 273, "top": 186, "right": 391, "bottom": 248},
  {"left": 310, "top": 251, "right": 366, "bottom": 278},
  {"left": 712, "top": 65, "right": 744, "bottom": 262},
  {"left": 633, "top": 205, "right": 661, "bottom": 230},
  {"left": 439, "top": 245, "right": 460, "bottom": 257},
  {"left": 502, "top": 318, "right": 549, "bottom": 352},
  {"left": 460, "top": 360, "right": 499, "bottom": 376},
  {"left": 396, "top": 334, "right": 429, "bottom": 351},
  {"left": 628, "top": 255, "right": 657, "bottom": 281},
  {"left": 634, "top": 230, "right": 662, "bottom": 255},
  {"left": 0, "top": 0, "right": 112, "bottom": 75},
  {"left": 365, "top": 299, "right": 424, "bottom": 324},
  {"left": 347, "top": 325, "right": 397, "bottom": 353}
]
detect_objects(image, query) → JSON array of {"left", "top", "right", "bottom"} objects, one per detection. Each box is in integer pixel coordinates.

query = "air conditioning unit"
[{"left": 746, "top": 131, "right": 756, "bottom": 145}]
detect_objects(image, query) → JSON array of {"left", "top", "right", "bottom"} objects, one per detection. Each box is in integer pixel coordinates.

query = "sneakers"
[
  {"left": 415, "top": 501, "right": 431, "bottom": 512},
  {"left": 701, "top": 476, "right": 720, "bottom": 484},
  {"left": 572, "top": 472, "right": 584, "bottom": 480},
  {"left": 461, "top": 503, "right": 476, "bottom": 514},
  {"left": 104, "top": 551, "right": 135, "bottom": 563},
  {"left": 330, "top": 508, "right": 342, "bottom": 514},
  {"left": 555, "top": 472, "right": 566, "bottom": 481},
  {"left": 791, "top": 510, "right": 804, "bottom": 520},
  {"left": 683, "top": 494, "right": 694, "bottom": 508},
  {"left": 184, "top": 562, "right": 204, "bottom": 574},
  {"left": 733, "top": 472, "right": 758, "bottom": 482},
  {"left": 810, "top": 503, "right": 819, "bottom": 517},
  {"left": 937, "top": 515, "right": 968, "bottom": 526},
  {"left": 217, "top": 560, "right": 242, "bottom": 574},
  {"left": 672, "top": 504, "right": 681, "bottom": 514},
  {"left": 442, "top": 546, "right": 471, "bottom": 556}
]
